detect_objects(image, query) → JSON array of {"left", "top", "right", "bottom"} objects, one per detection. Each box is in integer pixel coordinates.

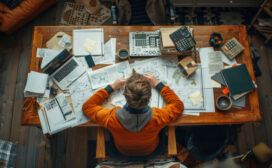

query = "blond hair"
[{"left": 124, "top": 70, "right": 151, "bottom": 109}]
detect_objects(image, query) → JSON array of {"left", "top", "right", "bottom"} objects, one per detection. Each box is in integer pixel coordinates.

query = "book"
[
  {"left": 24, "top": 71, "right": 48, "bottom": 97},
  {"left": 221, "top": 64, "right": 255, "bottom": 100},
  {"left": 232, "top": 96, "right": 246, "bottom": 109}
]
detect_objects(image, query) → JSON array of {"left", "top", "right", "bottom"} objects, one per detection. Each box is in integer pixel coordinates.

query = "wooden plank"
[
  {"left": 51, "top": 131, "right": 68, "bottom": 168},
  {"left": 168, "top": 126, "right": 177, "bottom": 156},
  {"left": 0, "top": 34, "right": 20, "bottom": 140},
  {"left": 96, "top": 127, "right": 106, "bottom": 159},
  {"left": 65, "top": 128, "right": 88, "bottom": 168}
]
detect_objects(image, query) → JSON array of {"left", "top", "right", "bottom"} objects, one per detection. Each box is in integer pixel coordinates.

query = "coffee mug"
[
  {"left": 216, "top": 95, "right": 232, "bottom": 111},
  {"left": 117, "top": 48, "right": 129, "bottom": 60}
]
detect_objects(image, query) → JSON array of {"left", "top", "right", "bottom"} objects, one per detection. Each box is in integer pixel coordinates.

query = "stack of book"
[{"left": 211, "top": 64, "right": 256, "bottom": 108}]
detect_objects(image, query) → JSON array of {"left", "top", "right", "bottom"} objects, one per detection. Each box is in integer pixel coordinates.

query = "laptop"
[{"left": 42, "top": 49, "right": 85, "bottom": 90}]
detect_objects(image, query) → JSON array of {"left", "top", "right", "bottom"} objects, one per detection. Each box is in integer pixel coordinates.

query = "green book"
[{"left": 221, "top": 64, "right": 255, "bottom": 100}]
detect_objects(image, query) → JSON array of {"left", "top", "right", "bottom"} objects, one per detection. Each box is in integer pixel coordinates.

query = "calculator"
[
  {"left": 169, "top": 26, "right": 196, "bottom": 51},
  {"left": 221, "top": 37, "right": 244, "bottom": 60}
]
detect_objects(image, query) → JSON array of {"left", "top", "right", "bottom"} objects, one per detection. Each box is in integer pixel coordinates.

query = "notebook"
[
  {"left": 221, "top": 64, "right": 255, "bottom": 100},
  {"left": 24, "top": 71, "right": 48, "bottom": 97}
]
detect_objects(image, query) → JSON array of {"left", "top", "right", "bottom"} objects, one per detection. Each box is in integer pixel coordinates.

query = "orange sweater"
[{"left": 82, "top": 86, "right": 184, "bottom": 156}]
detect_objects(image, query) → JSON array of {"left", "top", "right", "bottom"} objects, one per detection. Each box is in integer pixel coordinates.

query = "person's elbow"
[
  {"left": 174, "top": 99, "right": 184, "bottom": 115},
  {"left": 82, "top": 101, "right": 93, "bottom": 116}
]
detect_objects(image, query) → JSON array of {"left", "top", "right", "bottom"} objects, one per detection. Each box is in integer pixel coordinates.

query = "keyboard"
[{"left": 53, "top": 59, "right": 78, "bottom": 82}]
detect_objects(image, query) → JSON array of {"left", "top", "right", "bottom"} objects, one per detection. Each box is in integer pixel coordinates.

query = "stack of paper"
[
  {"left": 38, "top": 93, "right": 77, "bottom": 135},
  {"left": 24, "top": 71, "right": 48, "bottom": 97},
  {"left": 88, "top": 61, "right": 131, "bottom": 89}
]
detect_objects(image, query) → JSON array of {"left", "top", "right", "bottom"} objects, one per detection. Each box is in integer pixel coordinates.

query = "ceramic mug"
[
  {"left": 216, "top": 95, "right": 232, "bottom": 111},
  {"left": 117, "top": 48, "right": 129, "bottom": 60}
]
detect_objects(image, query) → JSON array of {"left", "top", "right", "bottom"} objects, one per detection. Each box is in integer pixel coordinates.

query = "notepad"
[{"left": 24, "top": 71, "right": 48, "bottom": 97}]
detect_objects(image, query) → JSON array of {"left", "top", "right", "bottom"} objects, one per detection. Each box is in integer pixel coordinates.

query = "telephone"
[
  {"left": 169, "top": 26, "right": 196, "bottom": 51},
  {"left": 221, "top": 37, "right": 244, "bottom": 60}
]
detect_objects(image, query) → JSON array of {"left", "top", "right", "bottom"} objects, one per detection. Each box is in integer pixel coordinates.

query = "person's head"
[{"left": 124, "top": 70, "right": 151, "bottom": 109}]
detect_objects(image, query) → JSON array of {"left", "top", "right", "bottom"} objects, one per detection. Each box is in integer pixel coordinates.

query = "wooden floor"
[{"left": 0, "top": 1, "right": 272, "bottom": 168}]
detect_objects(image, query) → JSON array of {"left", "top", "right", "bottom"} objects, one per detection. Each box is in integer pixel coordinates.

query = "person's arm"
[
  {"left": 82, "top": 86, "right": 115, "bottom": 127},
  {"left": 145, "top": 74, "right": 183, "bottom": 127},
  {"left": 154, "top": 82, "right": 184, "bottom": 127},
  {"left": 82, "top": 78, "right": 125, "bottom": 127}
]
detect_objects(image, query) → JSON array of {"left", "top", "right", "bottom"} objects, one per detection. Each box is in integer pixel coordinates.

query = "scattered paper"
[
  {"left": 92, "top": 38, "right": 116, "bottom": 64},
  {"left": 89, "top": 61, "right": 131, "bottom": 89},
  {"left": 73, "top": 28, "right": 104, "bottom": 56},
  {"left": 199, "top": 48, "right": 223, "bottom": 88},
  {"left": 39, "top": 93, "right": 78, "bottom": 135},
  {"left": 220, "top": 51, "right": 237, "bottom": 65},
  {"left": 36, "top": 48, "right": 62, "bottom": 69},
  {"left": 167, "top": 64, "right": 205, "bottom": 110},
  {"left": 70, "top": 89, "right": 92, "bottom": 125},
  {"left": 189, "top": 91, "right": 203, "bottom": 106},
  {"left": 208, "top": 51, "right": 224, "bottom": 74},
  {"left": 68, "top": 72, "right": 93, "bottom": 125},
  {"left": 84, "top": 39, "right": 96, "bottom": 53},
  {"left": 75, "top": 57, "right": 90, "bottom": 69}
]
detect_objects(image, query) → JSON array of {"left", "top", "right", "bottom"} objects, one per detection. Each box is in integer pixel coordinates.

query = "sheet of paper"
[
  {"left": 92, "top": 38, "right": 116, "bottom": 64},
  {"left": 167, "top": 64, "right": 205, "bottom": 110},
  {"left": 68, "top": 72, "right": 92, "bottom": 125},
  {"left": 208, "top": 51, "right": 224, "bottom": 88},
  {"left": 75, "top": 57, "right": 90, "bottom": 69},
  {"left": 208, "top": 51, "right": 224, "bottom": 74},
  {"left": 199, "top": 47, "right": 222, "bottom": 88},
  {"left": 89, "top": 61, "right": 131, "bottom": 89},
  {"left": 73, "top": 28, "right": 104, "bottom": 56},
  {"left": 220, "top": 51, "right": 237, "bottom": 65},
  {"left": 36, "top": 48, "right": 62, "bottom": 69},
  {"left": 131, "top": 58, "right": 167, "bottom": 82},
  {"left": 183, "top": 88, "right": 215, "bottom": 116},
  {"left": 38, "top": 109, "right": 49, "bottom": 134},
  {"left": 24, "top": 71, "right": 48, "bottom": 94},
  {"left": 69, "top": 72, "right": 92, "bottom": 94},
  {"left": 70, "top": 89, "right": 93, "bottom": 125},
  {"left": 189, "top": 91, "right": 203, "bottom": 106},
  {"left": 199, "top": 47, "right": 214, "bottom": 68}
]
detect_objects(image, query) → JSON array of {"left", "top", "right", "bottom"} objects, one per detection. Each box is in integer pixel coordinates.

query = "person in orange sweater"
[{"left": 82, "top": 70, "right": 184, "bottom": 156}]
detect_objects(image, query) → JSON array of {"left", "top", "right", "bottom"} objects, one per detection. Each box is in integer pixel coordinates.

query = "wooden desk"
[{"left": 21, "top": 25, "right": 261, "bottom": 126}]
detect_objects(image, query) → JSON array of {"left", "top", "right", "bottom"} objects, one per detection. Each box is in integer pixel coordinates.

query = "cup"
[
  {"left": 216, "top": 95, "right": 232, "bottom": 111},
  {"left": 117, "top": 48, "right": 129, "bottom": 60}
]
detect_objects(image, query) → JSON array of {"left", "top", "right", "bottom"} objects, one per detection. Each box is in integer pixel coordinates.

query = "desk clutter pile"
[{"left": 24, "top": 26, "right": 256, "bottom": 135}]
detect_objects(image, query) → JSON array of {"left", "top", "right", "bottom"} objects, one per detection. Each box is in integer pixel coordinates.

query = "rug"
[
  {"left": 176, "top": 7, "right": 258, "bottom": 25},
  {"left": 0, "top": 139, "right": 17, "bottom": 168},
  {"left": 59, "top": 2, "right": 111, "bottom": 25}
]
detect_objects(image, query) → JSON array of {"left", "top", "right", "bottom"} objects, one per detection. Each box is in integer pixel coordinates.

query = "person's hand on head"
[
  {"left": 144, "top": 74, "right": 159, "bottom": 88},
  {"left": 110, "top": 78, "right": 126, "bottom": 90}
]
